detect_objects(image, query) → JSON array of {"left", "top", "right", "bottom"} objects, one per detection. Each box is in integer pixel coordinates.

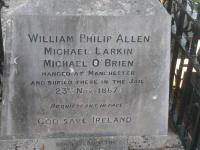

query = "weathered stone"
[
  {"left": 1, "top": 0, "right": 170, "bottom": 149},
  {"left": 0, "top": 137, "right": 127, "bottom": 150}
]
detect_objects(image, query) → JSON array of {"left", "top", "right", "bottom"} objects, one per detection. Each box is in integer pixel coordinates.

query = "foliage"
[
  {"left": 193, "top": 0, "right": 200, "bottom": 4},
  {"left": 192, "top": 0, "right": 200, "bottom": 12}
]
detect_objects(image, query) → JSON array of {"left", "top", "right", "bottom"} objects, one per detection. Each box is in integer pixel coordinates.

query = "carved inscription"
[
  {"left": 4, "top": 15, "right": 170, "bottom": 136},
  {"left": 24, "top": 18, "right": 150, "bottom": 129},
  {"left": 29, "top": 33, "right": 149, "bottom": 91}
]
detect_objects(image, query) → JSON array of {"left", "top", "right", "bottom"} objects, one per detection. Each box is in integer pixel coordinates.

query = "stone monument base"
[{"left": 0, "top": 136, "right": 168, "bottom": 150}]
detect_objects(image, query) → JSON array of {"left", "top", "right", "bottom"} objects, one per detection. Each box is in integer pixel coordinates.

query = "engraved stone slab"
[
  {"left": 1, "top": 0, "right": 171, "bottom": 139},
  {"left": 0, "top": 137, "right": 127, "bottom": 150}
]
